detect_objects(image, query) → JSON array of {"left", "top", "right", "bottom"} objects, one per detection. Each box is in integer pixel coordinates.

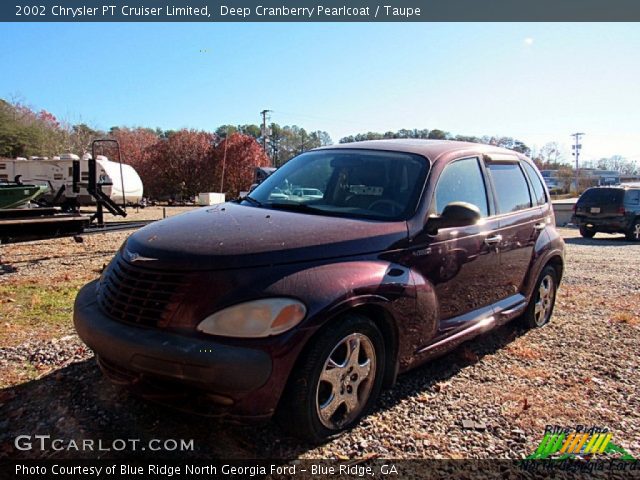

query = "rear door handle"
[{"left": 484, "top": 234, "right": 502, "bottom": 246}]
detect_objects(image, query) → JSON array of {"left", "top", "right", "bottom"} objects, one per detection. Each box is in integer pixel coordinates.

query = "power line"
[{"left": 272, "top": 110, "right": 374, "bottom": 128}]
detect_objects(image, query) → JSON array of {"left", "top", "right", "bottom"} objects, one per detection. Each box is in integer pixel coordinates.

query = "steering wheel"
[{"left": 368, "top": 199, "right": 404, "bottom": 216}]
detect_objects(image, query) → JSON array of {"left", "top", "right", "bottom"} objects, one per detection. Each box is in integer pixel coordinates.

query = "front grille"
[{"left": 97, "top": 254, "right": 186, "bottom": 327}]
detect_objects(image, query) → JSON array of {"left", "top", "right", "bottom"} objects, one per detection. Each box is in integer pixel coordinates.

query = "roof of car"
[{"left": 316, "top": 139, "right": 524, "bottom": 163}]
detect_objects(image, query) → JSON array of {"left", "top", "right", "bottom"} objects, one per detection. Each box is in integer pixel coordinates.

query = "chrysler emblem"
[{"left": 124, "top": 249, "right": 157, "bottom": 263}]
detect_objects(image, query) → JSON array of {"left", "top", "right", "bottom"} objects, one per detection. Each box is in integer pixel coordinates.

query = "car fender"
[
  {"left": 260, "top": 259, "right": 420, "bottom": 372},
  {"left": 521, "top": 228, "right": 565, "bottom": 302}
]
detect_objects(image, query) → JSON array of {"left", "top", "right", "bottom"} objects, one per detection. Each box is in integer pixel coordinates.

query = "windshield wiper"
[
  {"left": 267, "top": 202, "right": 324, "bottom": 214},
  {"left": 242, "top": 195, "right": 263, "bottom": 207}
]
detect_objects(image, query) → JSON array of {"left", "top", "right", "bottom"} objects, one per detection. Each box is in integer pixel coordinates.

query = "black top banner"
[{"left": 4, "top": 0, "right": 640, "bottom": 22}]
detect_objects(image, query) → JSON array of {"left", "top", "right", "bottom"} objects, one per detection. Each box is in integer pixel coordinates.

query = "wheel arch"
[
  {"left": 347, "top": 303, "right": 399, "bottom": 388},
  {"left": 278, "top": 299, "right": 401, "bottom": 415},
  {"left": 546, "top": 254, "right": 564, "bottom": 285}
]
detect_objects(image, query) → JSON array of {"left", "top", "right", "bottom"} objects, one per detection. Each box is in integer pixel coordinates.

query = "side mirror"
[{"left": 426, "top": 202, "right": 481, "bottom": 234}]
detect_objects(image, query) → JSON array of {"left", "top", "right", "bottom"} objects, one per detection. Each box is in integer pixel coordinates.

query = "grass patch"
[
  {"left": 0, "top": 361, "right": 40, "bottom": 388},
  {"left": 0, "top": 279, "right": 85, "bottom": 347}
]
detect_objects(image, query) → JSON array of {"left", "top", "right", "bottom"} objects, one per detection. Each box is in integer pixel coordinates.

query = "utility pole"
[
  {"left": 571, "top": 132, "right": 584, "bottom": 193},
  {"left": 260, "top": 109, "right": 271, "bottom": 154},
  {"left": 219, "top": 127, "right": 229, "bottom": 193}
]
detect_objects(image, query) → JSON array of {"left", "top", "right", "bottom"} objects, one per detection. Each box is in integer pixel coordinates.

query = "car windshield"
[{"left": 245, "top": 149, "right": 429, "bottom": 220}]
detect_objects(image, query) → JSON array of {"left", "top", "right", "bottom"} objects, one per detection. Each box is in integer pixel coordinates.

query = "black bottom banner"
[{"left": 1, "top": 459, "right": 639, "bottom": 480}]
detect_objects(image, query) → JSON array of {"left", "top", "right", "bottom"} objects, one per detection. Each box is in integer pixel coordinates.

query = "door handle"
[
  {"left": 534, "top": 222, "right": 546, "bottom": 231},
  {"left": 484, "top": 234, "right": 502, "bottom": 246}
]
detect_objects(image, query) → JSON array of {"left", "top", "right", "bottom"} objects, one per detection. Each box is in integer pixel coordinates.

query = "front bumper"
[{"left": 73, "top": 281, "right": 277, "bottom": 417}]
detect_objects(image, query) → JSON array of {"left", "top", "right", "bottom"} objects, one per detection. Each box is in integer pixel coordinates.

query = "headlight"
[{"left": 196, "top": 298, "right": 307, "bottom": 338}]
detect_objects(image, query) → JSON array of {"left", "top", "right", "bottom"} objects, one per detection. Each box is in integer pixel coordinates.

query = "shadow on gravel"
[
  {"left": 0, "top": 323, "right": 527, "bottom": 460},
  {"left": 564, "top": 235, "right": 635, "bottom": 246}
]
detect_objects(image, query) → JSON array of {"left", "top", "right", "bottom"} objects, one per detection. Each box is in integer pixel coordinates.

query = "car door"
[
  {"left": 483, "top": 159, "right": 544, "bottom": 302},
  {"left": 411, "top": 156, "right": 503, "bottom": 334}
]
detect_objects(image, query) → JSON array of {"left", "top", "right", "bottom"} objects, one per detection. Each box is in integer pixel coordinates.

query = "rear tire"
[
  {"left": 625, "top": 219, "right": 640, "bottom": 242},
  {"left": 277, "top": 314, "right": 385, "bottom": 443},
  {"left": 579, "top": 226, "right": 596, "bottom": 238},
  {"left": 520, "top": 265, "right": 558, "bottom": 329}
]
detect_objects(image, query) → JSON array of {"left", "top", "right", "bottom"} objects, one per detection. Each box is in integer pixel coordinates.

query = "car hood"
[{"left": 123, "top": 203, "right": 408, "bottom": 270}]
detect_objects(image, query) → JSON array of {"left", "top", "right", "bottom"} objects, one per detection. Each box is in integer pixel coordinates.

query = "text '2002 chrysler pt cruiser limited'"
[{"left": 74, "top": 140, "right": 565, "bottom": 442}]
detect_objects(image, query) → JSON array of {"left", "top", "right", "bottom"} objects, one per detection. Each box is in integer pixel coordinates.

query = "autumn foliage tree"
[
  {"left": 212, "top": 133, "right": 270, "bottom": 197},
  {"left": 0, "top": 99, "right": 67, "bottom": 157},
  {"left": 108, "top": 128, "right": 159, "bottom": 167},
  {"left": 142, "top": 130, "right": 216, "bottom": 199},
  {"left": 105, "top": 129, "right": 269, "bottom": 199},
  {"left": 107, "top": 127, "right": 161, "bottom": 196}
]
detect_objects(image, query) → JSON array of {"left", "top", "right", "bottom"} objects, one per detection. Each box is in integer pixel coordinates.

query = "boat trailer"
[{"left": 0, "top": 140, "right": 149, "bottom": 244}]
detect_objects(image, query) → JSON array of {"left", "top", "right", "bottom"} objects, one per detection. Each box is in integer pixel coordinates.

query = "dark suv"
[
  {"left": 574, "top": 186, "right": 640, "bottom": 241},
  {"left": 74, "top": 140, "right": 565, "bottom": 442}
]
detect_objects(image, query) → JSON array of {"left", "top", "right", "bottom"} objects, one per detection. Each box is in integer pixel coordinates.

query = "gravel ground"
[
  {"left": 0, "top": 226, "right": 638, "bottom": 460},
  {"left": 0, "top": 206, "right": 194, "bottom": 285}
]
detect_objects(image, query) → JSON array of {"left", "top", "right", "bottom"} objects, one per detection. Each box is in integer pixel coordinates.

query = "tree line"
[
  {"left": 339, "top": 129, "right": 531, "bottom": 156},
  {"left": 341, "top": 130, "right": 639, "bottom": 175},
  {"left": 0, "top": 98, "right": 339, "bottom": 198},
  {"left": 3, "top": 97, "right": 635, "bottom": 199},
  {"left": 532, "top": 141, "right": 638, "bottom": 175},
  {"left": 215, "top": 123, "right": 332, "bottom": 166},
  {"left": 0, "top": 99, "right": 329, "bottom": 198}
]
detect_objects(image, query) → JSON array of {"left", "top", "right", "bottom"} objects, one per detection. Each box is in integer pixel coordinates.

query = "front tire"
[
  {"left": 625, "top": 219, "right": 640, "bottom": 242},
  {"left": 520, "top": 265, "right": 558, "bottom": 329},
  {"left": 579, "top": 226, "right": 596, "bottom": 238},
  {"left": 278, "top": 314, "right": 385, "bottom": 443}
]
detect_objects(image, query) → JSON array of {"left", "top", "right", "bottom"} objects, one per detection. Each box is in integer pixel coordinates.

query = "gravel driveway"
[{"left": 0, "top": 227, "right": 638, "bottom": 460}]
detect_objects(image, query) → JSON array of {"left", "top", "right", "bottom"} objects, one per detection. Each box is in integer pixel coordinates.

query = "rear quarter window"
[
  {"left": 521, "top": 161, "right": 547, "bottom": 205},
  {"left": 486, "top": 163, "right": 532, "bottom": 213},
  {"left": 625, "top": 189, "right": 640, "bottom": 205}
]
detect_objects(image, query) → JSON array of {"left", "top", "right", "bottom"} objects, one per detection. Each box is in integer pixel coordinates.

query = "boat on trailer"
[{"left": 0, "top": 182, "right": 48, "bottom": 209}]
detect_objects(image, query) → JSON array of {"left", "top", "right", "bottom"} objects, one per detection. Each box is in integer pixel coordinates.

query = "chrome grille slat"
[
  {"left": 111, "top": 264, "right": 184, "bottom": 288},
  {"left": 97, "top": 255, "right": 185, "bottom": 327},
  {"left": 102, "top": 279, "right": 180, "bottom": 307}
]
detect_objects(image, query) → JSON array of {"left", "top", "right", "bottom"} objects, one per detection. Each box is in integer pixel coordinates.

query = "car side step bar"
[{"left": 417, "top": 316, "right": 496, "bottom": 355}]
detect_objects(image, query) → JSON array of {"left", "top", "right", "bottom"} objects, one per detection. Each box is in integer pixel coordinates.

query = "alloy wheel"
[
  {"left": 534, "top": 274, "right": 555, "bottom": 326},
  {"left": 316, "top": 333, "right": 376, "bottom": 429}
]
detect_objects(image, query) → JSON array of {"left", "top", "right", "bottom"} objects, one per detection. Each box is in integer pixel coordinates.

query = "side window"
[
  {"left": 486, "top": 163, "right": 532, "bottom": 213},
  {"left": 434, "top": 157, "right": 489, "bottom": 217},
  {"left": 626, "top": 190, "right": 640, "bottom": 205},
  {"left": 521, "top": 161, "right": 547, "bottom": 205}
]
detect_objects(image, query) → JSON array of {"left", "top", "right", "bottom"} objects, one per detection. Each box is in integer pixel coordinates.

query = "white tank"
[{"left": 96, "top": 156, "right": 144, "bottom": 203}]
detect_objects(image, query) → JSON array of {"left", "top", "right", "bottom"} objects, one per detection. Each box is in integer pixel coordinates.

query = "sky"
[{"left": 1, "top": 22, "right": 639, "bottom": 163}]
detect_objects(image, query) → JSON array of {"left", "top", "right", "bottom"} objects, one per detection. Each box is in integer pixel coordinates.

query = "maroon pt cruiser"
[{"left": 74, "top": 140, "right": 565, "bottom": 441}]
